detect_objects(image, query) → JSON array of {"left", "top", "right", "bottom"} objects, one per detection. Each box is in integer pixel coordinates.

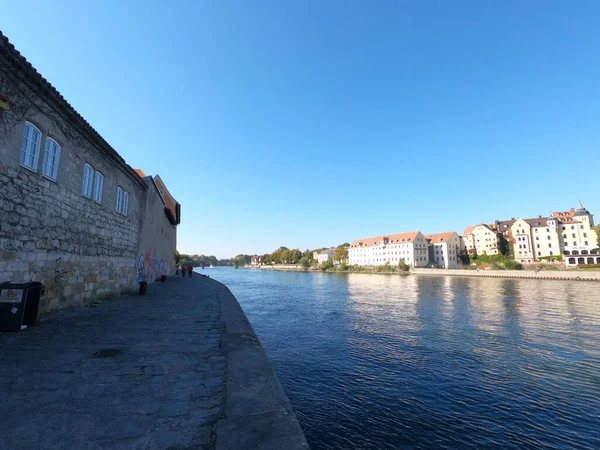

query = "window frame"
[
  {"left": 116, "top": 186, "right": 123, "bottom": 213},
  {"left": 41, "top": 137, "right": 61, "bottom": 181},
  {"left": 123, "top": 191, "right": 130, "bottom": 216},
  {"left": 20, "top": 121, "right": 42, "bottom": 172},
  {"left": 82, "top": 163, "right": 95, "bottom": 198},
  {"left": 93, "top": 171, "right": 105, "bottom": 204}
]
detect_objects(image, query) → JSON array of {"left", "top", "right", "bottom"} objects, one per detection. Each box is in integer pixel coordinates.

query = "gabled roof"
[
  {"left": 424, "top": 232, "right": 458, "bottom": 244},
  {"left": 351, "top": 231, "right": 421, "bottom": 248},
  {"left": 462, "top": 224, "right": 492, "bottom": 236},
  {"left": 0, "top": 31, "right": 146, "bottom": 189},
  {"left": 135, "top": 171, "right": 181, "bottom": 225}
]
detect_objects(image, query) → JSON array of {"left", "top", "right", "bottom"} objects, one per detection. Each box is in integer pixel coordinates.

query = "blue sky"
[{"left": 2, "top": 1, "right": 599, "bottom": 258}]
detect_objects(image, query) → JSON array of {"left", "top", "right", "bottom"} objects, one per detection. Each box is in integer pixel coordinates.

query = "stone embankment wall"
[{"left": 412, "top": 268, "right": 600, "bottom": 281}]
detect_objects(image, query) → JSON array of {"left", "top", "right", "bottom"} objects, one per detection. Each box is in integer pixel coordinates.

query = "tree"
[
  {"left": 397, "top": 258, "right": 410, "bottom": 272},
  {"left": 289, "top": 249, "right": 302, "bottom": 263},
  {"left": 299, "top": 256, "right": 311, "bottom": 271},
  {"left": 334, "top": 245, "right": 349, "bottom": 263}
]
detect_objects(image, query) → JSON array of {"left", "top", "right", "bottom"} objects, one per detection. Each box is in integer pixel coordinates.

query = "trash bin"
[{"left": 0, "top": 281, "right": 44, "bottom": 332}]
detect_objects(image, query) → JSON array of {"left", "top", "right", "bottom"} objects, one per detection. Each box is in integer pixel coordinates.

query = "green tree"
[
  {"left": 397, "top": 258, "right": 410, "bottom": 272},
  {"left": 299, "top": 256, "right": 311, "bottom": 271},
  {"left": 289, "top": 249, "right": 302, "bottom": 263},
  {"left": 334, "top": 245, "right": 349, "bottom": 263},
  {"left": 320, "top": 260, "right": 334, "bottom": 271}
]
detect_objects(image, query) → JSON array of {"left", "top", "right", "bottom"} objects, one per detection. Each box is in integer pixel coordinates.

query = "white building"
[
  {"left": 348, "top": 231, "right": 429, "bottom": 268},
  {"left": 424, "top": 232, "right": 462, "bottom": 269},
  {"left": 462, "top": 224, "right": 500, "bottom": 256},
  {"left": 317, "top": 249, "right": 335, "bottom": 264},
  {"left": 251, "top": 255, "right": 261, "bottom": 265}
]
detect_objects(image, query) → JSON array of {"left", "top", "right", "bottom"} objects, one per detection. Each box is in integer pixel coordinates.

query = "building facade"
[
  {"left": 424, "top": 232, "right": 462, "bottom": 269},
  {"left": 348, "top": 231, "right": 429, "bottom": 267},
  {"left": 555, "top": 204, "right": 599, "bottom": 267},
  {"left": 0, "top": 31, "right": 179, "bottom": 312},
  {"left": 317, "top": 249, "right": 335, "bottom": 264},
  {"left": 251, "top": 255, "right": 261, "bottom": 265},
  {"left": 462, "top": 224, "right": 500, "bottom": 256},
  {"left": 135, "top": 171, "right": 180, "bottom": 283}
]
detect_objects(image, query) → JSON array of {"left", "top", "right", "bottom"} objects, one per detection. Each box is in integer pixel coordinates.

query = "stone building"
[{"left": 0, "top": 31, "right": 179, "bottom": 312}]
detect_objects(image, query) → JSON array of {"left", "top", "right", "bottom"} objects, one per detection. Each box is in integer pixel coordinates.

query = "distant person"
[
  {"left": 181, "top": 265, "right": 186, "bottom": 277},
  {"left": 176, "top": 264, "right": 179, "bottom": 275},
  {"left": 188, "top": 265, "right": 193, "bottom": 277}
]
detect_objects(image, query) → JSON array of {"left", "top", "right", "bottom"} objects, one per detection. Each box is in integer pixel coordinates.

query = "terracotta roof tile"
[
  {"left": 351, "top": 231, "right": 420, "bottom": 248},
  {"left": 424, "top": 232, "right": 457, "bottom": 244},
  {"left": 462, "top": 224, "right": 492, "bottom": 236}
]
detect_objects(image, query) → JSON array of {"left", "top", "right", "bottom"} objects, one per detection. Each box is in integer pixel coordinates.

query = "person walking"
[
  {"left": 181, "top": 265, "right": 186, "bottom": 277},
  {"left": 187, "top": 264, "right": 193, "bottom": 277},
  {"left": 176, "top": 264, "right": 179, "bottom": 275}
]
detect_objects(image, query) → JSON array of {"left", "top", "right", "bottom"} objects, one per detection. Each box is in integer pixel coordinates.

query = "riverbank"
[
  {"left": 0, "top": 274, "right": 309, "bottom": 449},
  {"left": 412, "top": 268, "right": 600, "bottom": 281},
  {"left": 247, "top": 264, "right": 600, "bottom": 281}
]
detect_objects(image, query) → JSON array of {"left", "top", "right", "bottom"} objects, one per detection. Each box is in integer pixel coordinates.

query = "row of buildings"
[
  {"left": 0, "top": 31, "right": 180, "bottom": 312},
  {"left": 347, "top": 204, "right": 598, "bottom": 269}
]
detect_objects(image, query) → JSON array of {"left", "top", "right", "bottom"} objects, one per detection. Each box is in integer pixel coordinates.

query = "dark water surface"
[{"left": 205, "top": 268, "right": 600, "bottom": 450}]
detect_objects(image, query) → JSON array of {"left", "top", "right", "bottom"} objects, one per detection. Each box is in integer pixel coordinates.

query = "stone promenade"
[{"left": 0, "top": 274, "right": 309, "bottom": 449}]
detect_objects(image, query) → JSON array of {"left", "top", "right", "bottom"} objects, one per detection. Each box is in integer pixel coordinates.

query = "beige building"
[
  {"left": 462, "top": 224, "right": 499, "bottom": 256},
  {"left": 555, "top": 203, "right": 599, "bottom": 267},
  {"left": 424, "top": 232, "right": 462, "bottom": 269},
  {"left": 348, "top": 231, "right": 429, "bottom": 267},
  {"left": 511, "top": 219, "right": 534, "bottom": 263}
]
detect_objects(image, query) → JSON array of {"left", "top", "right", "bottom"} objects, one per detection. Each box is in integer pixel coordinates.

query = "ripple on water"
[{"left": 208, "top": 269, "right": 600, "bottom": 450}]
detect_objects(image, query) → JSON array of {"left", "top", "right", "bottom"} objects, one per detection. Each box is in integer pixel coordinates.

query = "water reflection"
[{"left": 208, "top": 268, "right": 600, "bottom": 450}]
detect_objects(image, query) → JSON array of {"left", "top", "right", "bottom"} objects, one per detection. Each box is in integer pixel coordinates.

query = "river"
[{"left": 204, "top": 267, "right": 600, "bottom": 449}]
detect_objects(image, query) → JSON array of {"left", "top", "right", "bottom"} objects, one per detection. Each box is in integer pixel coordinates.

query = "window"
[
  {"left": 116, "top": 187, "right": 123, "bottom": 213},
  {"left": 123, "top": 191, "right": 129, "bottom": 216},
  {"left": 42, "top": 138, "right": 61, "bottom": 181},
  {"left": 93, "top": 172, "right": 104, "bottom": 203},
  {"left": 20, "top": 122, "right": 41, "bottom": 171},
  {"left": 82, "top": 164, "right": 94, "bottom": 198},
  {"left": 550, "top": 251, "right": 553, "bottom": 255},
  {"left": 580, "top": 225, "right": 584, "bottom": 229},
  {"left": 572, "top": 234, "right": 576, "bottom": 238},
  {"left": 584, "top": 233, "right": 587, "bottom": 238},
  {"left": 571, "top": 225, "right": 575, "bottom": 230},
  {"left": 547, "top": 236, "right": 551, "bottom": 240}
]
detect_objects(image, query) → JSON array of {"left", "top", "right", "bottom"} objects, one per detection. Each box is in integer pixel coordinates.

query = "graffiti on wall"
[
  {"left": 53, "top": 257, "right": 66, "bottom": 283},
  {"left": 136, "top": 252, "right": 172, "bottom": 284}
]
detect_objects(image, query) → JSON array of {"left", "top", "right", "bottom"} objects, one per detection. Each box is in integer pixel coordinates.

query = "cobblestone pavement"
[{"left": 0, "top": 273, "right": 309, "bottom": 449}]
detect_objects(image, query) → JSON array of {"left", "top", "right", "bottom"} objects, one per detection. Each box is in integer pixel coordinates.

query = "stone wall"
[{"left": 0, "top": 44, "right": 148, "bottom": 312}]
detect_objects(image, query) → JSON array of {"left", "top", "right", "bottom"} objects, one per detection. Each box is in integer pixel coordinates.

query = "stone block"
[{"left": 1, "top": 251, "right": 17, "bottom": 260}]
